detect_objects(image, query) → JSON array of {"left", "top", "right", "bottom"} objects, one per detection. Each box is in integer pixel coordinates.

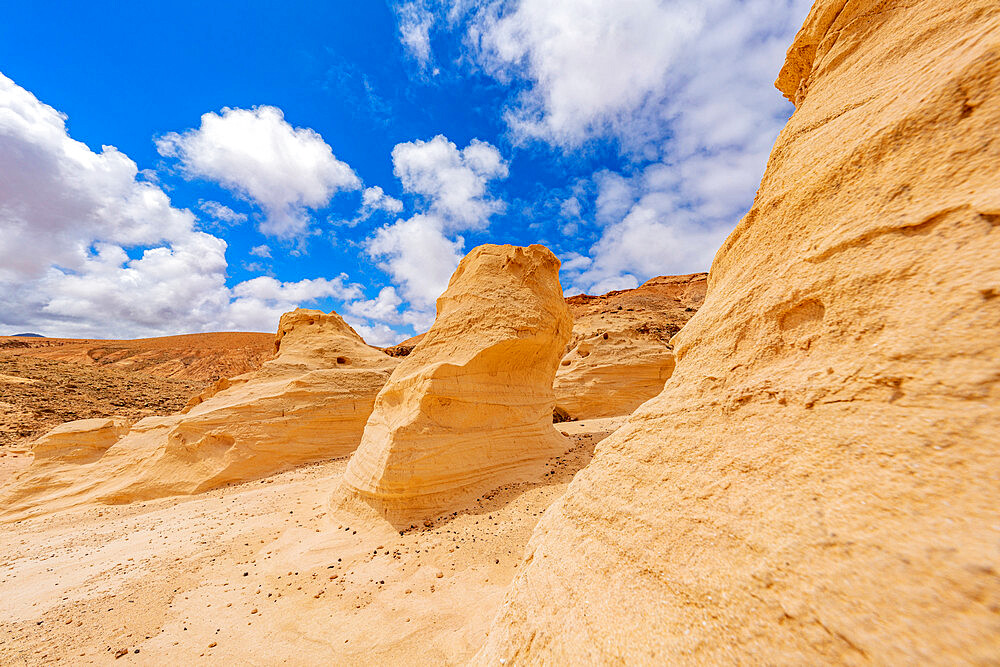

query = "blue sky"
[{"left": 0, "top": 0, "right": 811, "bottom": 344}]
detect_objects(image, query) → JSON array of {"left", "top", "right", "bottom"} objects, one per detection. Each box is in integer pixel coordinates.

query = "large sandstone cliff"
[
  {"left": 478, "top": 1, "right": 1000, "bottom": 662},
  {"left": 2, "top": 310, "right": 396, "bottom": 517},
  {"left": 340, "top": 244, "right": 573, "bottom": 525}
]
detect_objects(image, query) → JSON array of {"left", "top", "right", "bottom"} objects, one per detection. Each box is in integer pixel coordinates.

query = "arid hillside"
[
  {"left": 383, "top": 273, "right": 707, "bottom": 359},
  {"left": 554, "top": 273, "right": 707, "bottom": 419},
  {"left": 1, "top": 332, "right": 274, "bottom": 382},
  {"left": 564, "top": 272, "right": 706, "bottom": 347},
  {"left": 0, "top": 332, "right": 273, "bottom": 448},
  {"left": 0, "top": 277, "right": 702, "bottom": 452}
]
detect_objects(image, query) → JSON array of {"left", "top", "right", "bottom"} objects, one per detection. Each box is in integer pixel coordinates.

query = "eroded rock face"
[
  {"left": 478, "top": 2, "right": 1000, "bottom": 663},
  {"left": 2, "top": 310, "right": 397, "bottom": 517},
  {"left": 29, "top": 418, "right": 131, "bottom": 464},
  {"left": 554, "top": 274, "right": 706, "bottom": 419},
  {"left": 340, "top": 244, "right": 573, "bottom": 525}
]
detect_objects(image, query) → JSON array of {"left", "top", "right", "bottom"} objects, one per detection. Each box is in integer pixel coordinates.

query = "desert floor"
[{"left": 0, "top": 417, "right": 622, "bottom": 665}]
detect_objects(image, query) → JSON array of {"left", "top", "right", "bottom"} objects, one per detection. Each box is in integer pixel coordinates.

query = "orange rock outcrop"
[
  {"left": 555, "top": 273, "right": 706, "bottom": 419},
  {"left": 340, "top": 244, "right": 573, "bottom": 525},
  {"left": 478, "top": 1, "right": 1000, "bottom": 662}
]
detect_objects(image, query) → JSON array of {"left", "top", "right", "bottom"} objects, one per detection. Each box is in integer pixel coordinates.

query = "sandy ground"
[{"left": 0, "top": 417, "right": 624, "bottom": 665}]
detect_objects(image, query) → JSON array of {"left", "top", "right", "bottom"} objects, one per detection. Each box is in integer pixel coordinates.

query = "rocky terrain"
[
  {"left": 381, "top": 273, "right": 707, "bottom": 421},
  {"left": 2, "top": 0, "right": 998, "bottom": 664},
  {"left": 340, "top": 245, "right": 573, "bottom": 525},
  {"left": 0, "top": 332, "right": 273, "bottom": 449},
  {"left": 555, "top": 272, "right": 706, "bottom": 419},
  {"left": 0, "top": 354, "right": 201, "bottom": 449},
  {"left": 1, "top": 310, "right": 398, "bottom": 518}
]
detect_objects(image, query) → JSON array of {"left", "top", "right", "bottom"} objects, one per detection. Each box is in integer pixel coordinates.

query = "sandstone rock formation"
[
  {"left": 30, "top": 417, "right": 130, "bottom": 464},
  {"left": 478, "top": 1, "right": 1000, "bottom": 662},
  {"left": 340, "top": 244, "right": 573, "bottom": 525},
  {"left": 554, "top": 274, "right": 706, "bottom": 419},
  {"left": 2, "top": 310, "right": 396, "bottom": 516}
]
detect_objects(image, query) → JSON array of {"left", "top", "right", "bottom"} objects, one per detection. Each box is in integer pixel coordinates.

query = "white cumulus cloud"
[
  {"left": 0, "top": 73, "right": 191, "bottom": 282},
  {"left": 198, "top": 199, "right": 248, "bottom": 226},
  {"left": 350, "top": 136, "right": 508, "bottom": 340},
  {"left": 362, "top": 186, "right": 404, "bottom": 215},
  {"left": 0, "top": 74, "right": 365, "bottom": 339},
  {"left": 249, "top": 244, "right": 272, "bottom": 258},
  {"left": 460, "top": 0, "right": 812, "bottom": 291},
  {"left": 471, "top": 0, "right": 704, "bottom": 147},
  {"left": 397, "top": 1, "right": 435, "bottom": 67},
  {"left": 391, "top": 135, "right": 507, "bottom": 231},
  {"left": 363, "top": 135, "right": 507, "bottom": 316},
  {"left": 366, "top": 213, "right": 465, "bottom": 312},
  {"left": 156, "top": 105, "right": 360, "bottom": 238}
]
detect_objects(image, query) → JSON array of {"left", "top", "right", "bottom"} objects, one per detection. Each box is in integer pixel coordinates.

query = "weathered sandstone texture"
[
  {"left": 555, "top": 274, "right": 706, "bottom": 419},
  {"left": 2, "top": 310, "right": 396, "bottom": 515},
  {"left": 341, "top": 244, "right": 573, "bottom": 525},
  {"left": 29, "top": 417, "right": 131, "bottom": 464},
  {"left": 478, "top": 1, "right": 1000, "bottom": 663}
]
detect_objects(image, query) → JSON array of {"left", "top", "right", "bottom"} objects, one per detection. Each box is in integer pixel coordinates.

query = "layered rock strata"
[
  {"left": 3, "top": 310, "right": 396, "bottom": 516},
  {"left": 554, "top": 274, "right": 706, "bottom": 419},
  {"left": 340, "top": 244, "right": 573, "bottom": 525},
  {"left": 478, "top": 1, "right": 1000, "bottom": 662}
]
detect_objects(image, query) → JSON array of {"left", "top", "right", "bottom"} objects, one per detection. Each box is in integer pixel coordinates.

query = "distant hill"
[
  {"left": 11, "top": 333, "right": 44, "bottom": 338},
  {"left": 0, "top": 331, "right": 273, "bottom": 382}
]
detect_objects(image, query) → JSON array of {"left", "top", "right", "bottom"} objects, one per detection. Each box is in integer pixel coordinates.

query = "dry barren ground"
[
  {"left": 0, "top": 418, "right": 623, "bottom": 665},
  {"left": 0, "top": 333, "right": 273, "bottom": 448},
  {"left": 0, "top": 356, "right": 203, "bottom": 449}
]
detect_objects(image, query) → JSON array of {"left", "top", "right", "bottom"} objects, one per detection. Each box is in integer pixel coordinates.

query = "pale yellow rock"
[
  {"left": 30, "top": 417, "right": 131, "bottom": 463},
  {"left": 2, "top": 309, "right": 397, "bottom": 517},
  {"left": 478, "top": 1, "right": 1000, "bottom": 663},
  {"left": 340, "top": 244, "right": 573, "bottom": 525}
]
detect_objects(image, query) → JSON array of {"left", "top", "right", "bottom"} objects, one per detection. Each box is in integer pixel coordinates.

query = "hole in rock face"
[
  {"left": 778, "top": 299, "right": 826, "bottom": 332},
  {"left": 561, "top": 359, "right": 571, "bottom": 366},
  {"left": 336, "top": 357, "right": 349, "bottom": 365},
  {"left": 552, "top": 406, "right": 573, "bottom": 423}
]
